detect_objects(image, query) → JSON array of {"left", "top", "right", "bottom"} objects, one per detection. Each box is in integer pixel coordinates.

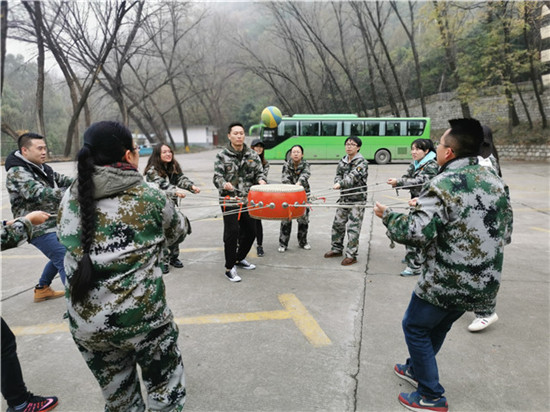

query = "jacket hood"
[
  {"left": 5, "top": 150, "right": 55, "bottom": 187},
  {"left": 70, "top": 166, "right": 144, "bottom": 200},
  {"left": 343, "top": 152, "right": 365, "bottom": 164}
]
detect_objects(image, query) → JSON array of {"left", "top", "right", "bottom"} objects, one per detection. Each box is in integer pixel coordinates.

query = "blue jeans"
[
  {"left": 402, "top": 292, "right": 464, "bottom": 399},
  {"left": 29, "top": 232, "right": 67, "bottom": 286}
]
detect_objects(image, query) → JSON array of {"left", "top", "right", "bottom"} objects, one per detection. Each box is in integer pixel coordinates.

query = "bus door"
[
  {"left": 321, "top": 121, "right": 343, "bottom": 159},
  {"left": 299, "top": 121, "right": 325, "bottom": 159}
]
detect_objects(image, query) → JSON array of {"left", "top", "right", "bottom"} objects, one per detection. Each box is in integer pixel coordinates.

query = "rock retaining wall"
[{"left": 496, "top": 145, "right": 550, "bottom": 161}]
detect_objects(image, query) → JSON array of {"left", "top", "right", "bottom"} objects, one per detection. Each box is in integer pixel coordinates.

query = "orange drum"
[{"left": 248, "top": 184, "right": 307, "bottom": 221}]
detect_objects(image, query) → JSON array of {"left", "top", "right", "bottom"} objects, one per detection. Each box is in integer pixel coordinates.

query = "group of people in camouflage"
[{"left": 2, "top": 116, "right": 512, "bottom": 412}]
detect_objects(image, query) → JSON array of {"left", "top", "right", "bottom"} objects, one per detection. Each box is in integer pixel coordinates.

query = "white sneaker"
[
  {"left": 224, "top": 267, "right": 241, "bottom": 282},
  {"left": 301, "top": 243, "right": 311, "bottom": 250},
  {"left": 236, "top": 259, "right": 256, "bottom": 270},
  {"left": 468, "top": 313, "right": 498, "bottom": 332},
  {"left": 278, "top": 246, "right": 286, "bottom": 253}
]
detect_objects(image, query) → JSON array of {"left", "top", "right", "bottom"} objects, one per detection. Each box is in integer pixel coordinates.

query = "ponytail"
[{"left": 70, "top": 146, "right": 97, "bottom": 304}]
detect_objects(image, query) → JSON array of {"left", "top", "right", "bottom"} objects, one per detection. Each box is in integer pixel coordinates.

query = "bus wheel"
[{"left": 374, "top": 149, "right": 391, "bottom": 165}]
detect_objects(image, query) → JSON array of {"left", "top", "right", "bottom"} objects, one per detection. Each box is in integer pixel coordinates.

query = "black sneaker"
[
  {"left": 7, "top": 394, "right": 59, "bottom": 412},
  {"left": 162, "top": 264, "right": 170, "bottom": 274},
  {"left": 236, "top": 259, "right": 256, "bottom": 270},
  {"left": 257, "top": 246, "right": 264, "bottom": 257},
  {"left": 225, "top": 267, "right": 241, "bottom": 282},
  {"left": 170, "top": 258, "right": 184, "bottom": 268}
]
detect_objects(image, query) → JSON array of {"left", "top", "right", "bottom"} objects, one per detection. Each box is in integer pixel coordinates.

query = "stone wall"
[
  {"left": 379, "top": 89, "right": 550, "bottom": 129},
  {"left": 496, "top": 144, "right": 550, "bottom": 161},
  {"left": 378, "top": 88, "right": 550, "bottom": 161}
]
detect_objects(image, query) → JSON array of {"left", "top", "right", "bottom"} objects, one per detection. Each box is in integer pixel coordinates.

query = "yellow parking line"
[
  {"left": 11, "top": 294, "right": 332, "bottom": 347},
  {"left": 529, "top": 227, "right": 550, "bottom": 233}
]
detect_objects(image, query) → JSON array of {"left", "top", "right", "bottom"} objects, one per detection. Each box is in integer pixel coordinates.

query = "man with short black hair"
[
  {"left": 5, "top": 133, "right": 73, "bottom": 302},
  {"left": 374, "top": 118, "right": 513, "bottom": 412},
  {"left": 324, "top": 136, "right": 368, "bottom": 266},
  {"left": 213, "top": 123, "right": 266, "bottom": 282}
]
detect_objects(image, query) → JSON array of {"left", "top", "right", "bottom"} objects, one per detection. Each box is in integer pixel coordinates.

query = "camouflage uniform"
[
  {"left": 5, "top": 150, "right": 73, "bottom": 286},
  {"left": 213, "top": 144, "right": 266, "bottom": 269},
  {"left": 57, "top": 166, "right": 187, "bottom": 412},
  {"left": 145, "top": 166, "right": 194, "bottom": 264},
  {"left": 394, "top": 153, "right": 439, "bottom": 272},
  {"left": 1, "top": 218, "right": 32, "bottom": 251},
  {"left": 382, "top": 157, "right": 512, "bottom": 399},
  {"left": 5, "top": 151, "right": 73, "bottom": 238},
  {"left": 279, "top": 159, "right": 311, "bottom": 248},
  {"left": 382, "top": 157, "right": 513, "bottom": 312},
  {"left": 330, "top": 152, "right": 368, "bottom": 259}
]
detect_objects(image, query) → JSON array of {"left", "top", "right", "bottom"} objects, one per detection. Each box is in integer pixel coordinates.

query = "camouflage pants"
[
  {"left": 279, "top": 209, "right": 309, "bottom": 248},
  {"left": 330, "top": 205, "right": 366, "bottom": 258},
  {"left": 73, "top": 321, "right": 186, "bottom": 412}
]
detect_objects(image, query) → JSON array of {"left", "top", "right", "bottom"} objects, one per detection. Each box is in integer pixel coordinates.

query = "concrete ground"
[{"left": 1, "top": 150, "right": 548, "bottom": 412}]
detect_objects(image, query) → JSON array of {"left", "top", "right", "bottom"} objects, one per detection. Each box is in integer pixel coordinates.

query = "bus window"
[
  {"left": 364, "top": 121, "right": 381, "bottom": 136},
  {"left": 407, "top": 120, "right": 425, "bottom": 136},
  {"left": 279, "top": 121, "right": 298, "bottom": 140},
  {"left": 386, "top": 121, "right": 406, "bottom": 136},
  {"left": 343, "top": 121, "right": 363, "bottom": 136},
  {"left": 300, "top": 121, "right": 320, "bottom": 136},
  {"left": 321, "top": 121, "right": 341, "bottom": 136}
]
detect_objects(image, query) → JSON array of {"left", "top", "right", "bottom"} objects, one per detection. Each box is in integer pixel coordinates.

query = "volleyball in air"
[{"left": 261, "top": 106, "right": 282, "bottom": 129}]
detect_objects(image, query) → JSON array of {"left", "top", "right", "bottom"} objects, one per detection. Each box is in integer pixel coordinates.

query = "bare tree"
[
  {"left": 390, "top": 0, "right": 426, "bottom": 116},
  {"left": 432, "top": 1, "right": 471, "bottom": 118}
]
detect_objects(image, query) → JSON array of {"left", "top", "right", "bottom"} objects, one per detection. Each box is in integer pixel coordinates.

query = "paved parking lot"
[{"left": 1, "top": 150, "right": 548, "bottom": 411}]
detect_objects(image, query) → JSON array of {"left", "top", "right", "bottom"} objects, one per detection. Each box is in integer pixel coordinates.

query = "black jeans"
[
  {"left": 221, "top": 207, "right": 256, "bottom": 270},
  {"left": 1, "top": 318, "right": 29, "bottom": 407}
]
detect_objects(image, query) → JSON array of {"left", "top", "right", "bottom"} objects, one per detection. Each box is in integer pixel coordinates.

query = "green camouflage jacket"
[
  {"left": 5, "top": 150, "right": 73, "bottom": 238},
  {"left": 335, "top": 152, "right": 368, "bottom": 203},
  {"left": 1, "top": 218, "right": 32, "bottom": 251},
  {"left": 396, "top": 156, "right": 439, "bottom": 198},
  {"left": 145, "top": 165, "right": 195, "bottom": 200},
  {"left": 382, "top": 157, "right": 513, "bottom": 312},
  {"left": 281, "top": 159, "right": 311, "bottom": 194},
  {"left": 213, "top": 144, "right": 266, "bottom": 200},
  {"left": 57, "top": 165, "right": 186, "bottom": 342}
]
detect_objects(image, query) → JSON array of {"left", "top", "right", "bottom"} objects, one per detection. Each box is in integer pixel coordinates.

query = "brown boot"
[
  {"left": 341, "top": 257, "right": 357, "bottom": 266},
  {"left": 324, "top": 250, "right": 343, "bottom": 258},
  {"left": 34, "top": 285, "right": 65, "bottom": 302}
]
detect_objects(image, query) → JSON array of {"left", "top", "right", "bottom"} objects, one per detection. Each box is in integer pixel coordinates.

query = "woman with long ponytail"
[{"left": 57, "top": 121, "right": 187, "bottom": 411}]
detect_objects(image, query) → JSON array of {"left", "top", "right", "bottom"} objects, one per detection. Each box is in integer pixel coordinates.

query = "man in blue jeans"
[
  {"left": 374, "top": 118, "right": 513, "bottom": 411},
  {"left": 5, "top": 133, "right": 73, "bottom": 302}
]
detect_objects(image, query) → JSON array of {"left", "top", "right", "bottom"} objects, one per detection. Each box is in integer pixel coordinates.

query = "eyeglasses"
[{"left": 345, "top": 143, "right": 358, "bottom": 147}]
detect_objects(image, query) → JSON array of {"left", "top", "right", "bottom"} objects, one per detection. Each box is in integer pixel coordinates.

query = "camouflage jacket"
[
  {"left": 5, "top": 150, "right": 73, "bottom": 238},
  {"left": 281, "top": 159, "right": 311, "bottom": 194},
  {"left": 262, "top": 161, "right": 270, "bottom": 182},
  {"left": 145, "top": 165, "right": 195, "bottom": 201},
  {"left": 396, "top": 154, "right": 439, "bottom": 198},
  {"left": 382, "top": 157, "right": 513, "bottom": 312},
  {"left": 213, "top": 144, "right": 266, "bottom": 201},
  {"left": 334, "top": 152, "right": 368, "bottom": 203},
  {"left": 57, "top": 165, "right": 186, "bottom": 342},
  {"left": 1, "top": 218, "right": 32, "bottom": 251}
]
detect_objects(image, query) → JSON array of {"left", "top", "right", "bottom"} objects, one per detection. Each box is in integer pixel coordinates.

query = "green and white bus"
[{"left": 256, "top": 114, "right": 431, "bottom": 164}]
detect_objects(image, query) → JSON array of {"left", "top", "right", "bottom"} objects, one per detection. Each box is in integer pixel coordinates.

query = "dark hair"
[
  {"left": 412, "top": 138, "right": 435, "bottom": 153},
  {"left": 227, "top": 122, "right": 245, "bottom": 134},
  {"left": 70, "top": 121, "right": 135, "bottom": 304},
  {"left": 144, "top": 143, "right": 182, "bottom": 178},
  {"left": 285, "top": 145, "right": 305, "bottom": 162},
  {"left": 345, "top": 135, "right": 362, "bottom": 148},
  {"left": 18, "top": 132, "right": 45, "bottom": 151},
  {"left": 479, "top": 125, "right": 502, "bottom": 177},
  {"left": 251, "top": 140, "right": 267, "bottom": 166},
  {"left": 445, "top": 118, "right": 484, "bottom": 158}
]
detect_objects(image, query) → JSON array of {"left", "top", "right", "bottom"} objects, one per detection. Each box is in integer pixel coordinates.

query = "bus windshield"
[{"left": 259, "top": 114, "right": 430, "bottom": 164}]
